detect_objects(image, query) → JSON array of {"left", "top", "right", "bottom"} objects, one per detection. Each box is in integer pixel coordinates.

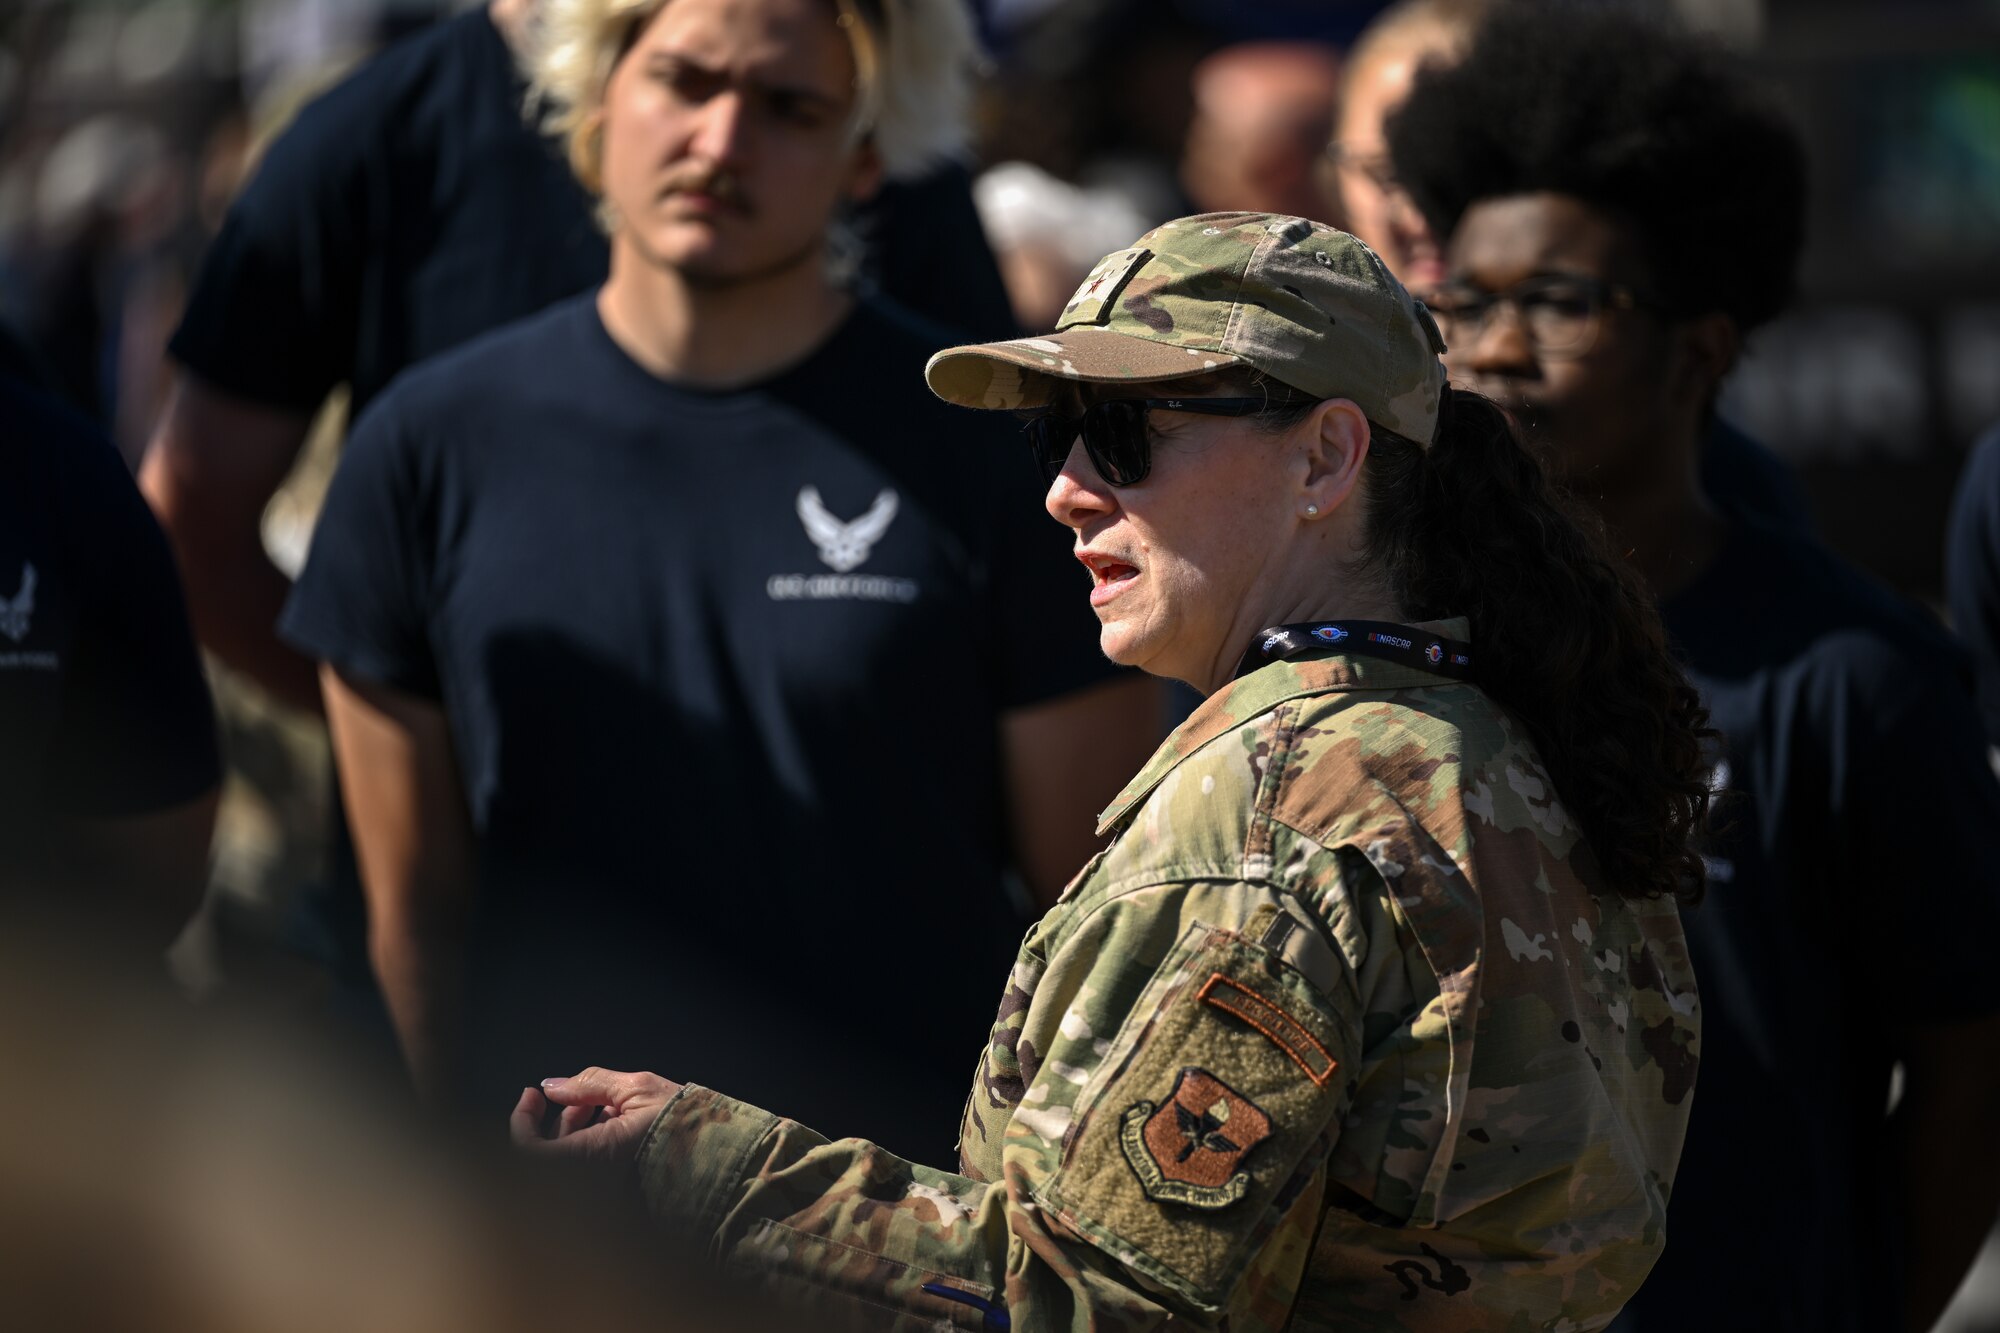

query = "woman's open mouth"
[{"left": 1079, "top": 551, "right": 1141, "bottom": 607}]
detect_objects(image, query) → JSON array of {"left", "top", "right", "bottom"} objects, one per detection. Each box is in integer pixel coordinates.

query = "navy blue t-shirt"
[
  {"left": 0, "top": 370, "right": 220, "bottom": 898},
  {"left": 281, "top": 293, "right": 1114, "bottom": 1153},
  {"left": 1613, "top": 522, "right": 2000, "bottom": 1332},
  {"left": 168, "top": 7, "right": 607, "bottom": 419},
  {"left": 1702, "top": 416, "right": 1811, "bottom": 533},
  {"left": 168, "top": 7, "right": 1014, "bottom": 420},
  {"left": 1945, "top": 422, "right": 2000, "bottom": 747}
]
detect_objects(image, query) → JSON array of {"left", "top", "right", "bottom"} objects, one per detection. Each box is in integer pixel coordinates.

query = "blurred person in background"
[
  {"left": 1321, "top": 0, "right": 1477, "bottom": 290},
  {"left": 137, "top": 0, "right": 612, "bottom": 1029},
  {"left": 141, "top": 0, "right": 609, "bottom": 717},
  {"left": 279, "top": 0, "right": 1159, "bottom": 1148},
  {"left": 138, "top": 0, "right": 1014, "bottom": 1049},
  {"left": 1178, "top": 42, "right": 1341, "bottom": 224},
  {"left": 0, "top": 322, "right": 219, "bottom": 969},
  {"left": 1332, "top": 0, "right": 1810, "bottom": 536},
  {"left": 1392, "top": 8, "right": 2000, "bottom": 1329},
  {"left": 973, "top": 159, "right": 1152, "bottom": 334},
  {"left": 0, "top": 923, "right": 759, "bottom": 1333}
]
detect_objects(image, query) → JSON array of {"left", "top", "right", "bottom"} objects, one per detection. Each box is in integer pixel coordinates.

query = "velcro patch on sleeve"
[
  {"left": 1038, "top": 925, "right": 1357, "bottom": 1312},
  {"left": 1199, "top": 973, "right": 1338, "bottom": 1086}
]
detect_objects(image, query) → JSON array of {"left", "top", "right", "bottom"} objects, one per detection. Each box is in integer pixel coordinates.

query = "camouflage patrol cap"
[{"left": 926, "top": 212, "right": 1450, "bottom": 445}]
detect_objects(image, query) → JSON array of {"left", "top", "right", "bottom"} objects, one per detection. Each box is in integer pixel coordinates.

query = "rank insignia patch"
[
  {"left": 1119, "top": 1067, "right": 1272, "bottom": 1209},
  {"left": 1060, "top": 247, "right": 1150, "bottom": 326}
]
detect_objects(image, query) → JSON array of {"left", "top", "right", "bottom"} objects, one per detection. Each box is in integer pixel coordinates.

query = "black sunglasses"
[{"left": 1024, "top": 397, "right": 1281, "bottom": 488}]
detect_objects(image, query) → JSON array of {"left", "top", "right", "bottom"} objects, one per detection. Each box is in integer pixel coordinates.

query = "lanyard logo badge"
[{"left": 1242, "top": 620, "right": 1474, "bottom": 682}]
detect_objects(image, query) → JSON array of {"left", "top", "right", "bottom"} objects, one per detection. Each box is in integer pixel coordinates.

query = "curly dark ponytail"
[{"left": 1358, "top": 387, "right": 1712, "bottom": 902}]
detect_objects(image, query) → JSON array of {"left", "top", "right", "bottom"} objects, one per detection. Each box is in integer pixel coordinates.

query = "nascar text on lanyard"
[{"left": 1235, "top": 620, "right": 1476, "bottom": 681}]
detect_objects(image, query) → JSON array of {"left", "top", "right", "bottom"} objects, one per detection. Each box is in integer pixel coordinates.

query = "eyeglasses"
[
  {"left": 1418, "top": 275, "right": 1651, "bottom": 359},
  {"left": 1024, "top": 397, "right": 1281, "bottom": 487},
  {"left": 1323, "top": 143, "right": 1400, "bottom": 195}
]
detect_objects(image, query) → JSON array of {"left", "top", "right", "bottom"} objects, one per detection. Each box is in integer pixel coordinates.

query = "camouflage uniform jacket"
[{"left": 636, "top": 623, "right": 1701, "bottom": 1330}]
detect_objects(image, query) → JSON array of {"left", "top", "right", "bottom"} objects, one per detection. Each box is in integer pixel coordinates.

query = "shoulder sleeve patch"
[{"left": 1037, "top": 923, "right": 1358, "bottom": 1312}]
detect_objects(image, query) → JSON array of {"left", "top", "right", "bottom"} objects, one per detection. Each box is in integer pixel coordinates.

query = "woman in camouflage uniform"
[{"left": 515, "top": 213, "right": 1711, "bottom": 1332}]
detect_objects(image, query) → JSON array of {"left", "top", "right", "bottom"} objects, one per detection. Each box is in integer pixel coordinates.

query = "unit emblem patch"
[{"left": 1119, "top": 1067, "right": 1272, "bottom": 1209}]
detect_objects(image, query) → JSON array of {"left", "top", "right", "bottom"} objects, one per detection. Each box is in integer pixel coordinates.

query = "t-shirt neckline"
[{"left": 577, "top": 287, "right": 866, "bottom": 408}]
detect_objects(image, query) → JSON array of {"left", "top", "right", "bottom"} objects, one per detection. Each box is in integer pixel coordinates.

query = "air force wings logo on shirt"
[
  {"left": 0, "top": 562, "right": 35, "bottom": 643},
  {"left": 767, "top": 488, "right": 918, "bottom": 603},
  {"left": 797, "top": 486, "right": 898, "bottom": 573}
]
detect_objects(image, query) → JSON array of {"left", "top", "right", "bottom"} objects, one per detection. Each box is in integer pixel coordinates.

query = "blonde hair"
[
  {"left": 1342, "top": 0, "right": 1487, "bottom": 97},
  {"left": 529, "top": 0, "right": 974, "bottom": 196}
]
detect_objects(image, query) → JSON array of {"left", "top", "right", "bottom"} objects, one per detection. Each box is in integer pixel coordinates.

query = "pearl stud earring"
[{"left": 1305, "top": 504, "right": 1319, "bottom": 518}]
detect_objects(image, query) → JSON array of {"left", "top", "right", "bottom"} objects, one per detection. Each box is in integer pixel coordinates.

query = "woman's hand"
[{"left": 508, "top": 1067, "right": 683, "bottom": 1165}]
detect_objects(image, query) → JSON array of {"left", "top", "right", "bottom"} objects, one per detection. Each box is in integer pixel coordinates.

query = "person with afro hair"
[{"left": 1391, "top": 6, "right": 2000, "bottom": 1331}]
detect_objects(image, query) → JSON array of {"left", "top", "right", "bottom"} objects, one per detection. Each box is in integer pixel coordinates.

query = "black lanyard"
[{"left": 1235, "top": 620, "right": 1475, "bottom": 681}]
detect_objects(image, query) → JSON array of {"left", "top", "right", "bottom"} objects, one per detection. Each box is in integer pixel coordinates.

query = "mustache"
[{"left": 662, "top": 166, "right": 751, "bottom": 214}]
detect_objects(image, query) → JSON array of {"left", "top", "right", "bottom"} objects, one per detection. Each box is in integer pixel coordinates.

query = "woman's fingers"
[
  {"left": 509, "top": 1072, "right": 674, "bottom": 1160},
  {"left": 517, "top": 1069, "right": 679, "bottom": 1155},
  {"left": 556, "top": 1100, "right": 601, "bottom": 1138},
  {"left": 508, "top": 1087, "right": 549, "bottom": 1145},
  {"left": 539, "top": 1067, "right": 659, "bottom": 1108}
]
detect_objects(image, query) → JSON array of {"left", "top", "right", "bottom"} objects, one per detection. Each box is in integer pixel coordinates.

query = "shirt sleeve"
[
  {"left": 45, "top": 430, "right": 220, "bottom": 817},
  {"left": 167, "top": 77, "right": 375, "bottom": 411},
  {"left": 1945, "top": 425, "right": 2000, "bottom": 749},
  {"left": 636, "top": 881, "right": 1362, "bottom": 1330},
  {"left": 278, "top": 396, "right": 441, "bottom": 698}
]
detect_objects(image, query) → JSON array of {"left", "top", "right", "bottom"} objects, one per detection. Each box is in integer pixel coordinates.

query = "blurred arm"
[
  {"left": 139, "top": 373, "right": 321, "bottom": 712},
  {"left": 1000, "top": 674, "right": 1164, "bottom": 909},
  {"left": 322, "top": 664, "right": 476, "bottom": 1101},
  {"left": 1893, "top": 1012, "right": 2000, "bottom": 1333}
]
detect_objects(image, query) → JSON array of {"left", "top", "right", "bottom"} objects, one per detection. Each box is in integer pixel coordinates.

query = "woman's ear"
[{"left": 1299, "top": 398, "right": 1372, "bottom": 522}]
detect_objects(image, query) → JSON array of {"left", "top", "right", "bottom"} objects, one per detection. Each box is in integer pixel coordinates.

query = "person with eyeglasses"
[
  {"left": 511, "top": 212, "right": 1712, "bottom": 1330},
  {"left": 277, "top": 0, "right": 1161, "bottom": 1144},
  {"left": 1323, "top": 0, "right": 1809, "bottom": 538},
  {"left": 1391, "top": 9, "right": 2000, "bottom": 1332},
  {"left": 1320, "top": 0, "right": 1484, "bottom": 292}
]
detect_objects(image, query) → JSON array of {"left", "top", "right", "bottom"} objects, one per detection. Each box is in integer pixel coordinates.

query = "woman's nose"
[{"left": 1045, "top": 439, "right": 1118, "bottom": 528}]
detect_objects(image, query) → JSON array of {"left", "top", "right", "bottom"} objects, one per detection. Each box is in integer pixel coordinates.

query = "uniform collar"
[{"left": 1095, "top": 616, "right": 1474, "bottom": 836}]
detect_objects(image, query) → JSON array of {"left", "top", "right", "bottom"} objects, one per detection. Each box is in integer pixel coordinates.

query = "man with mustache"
[
  {"left": 278, "top": 0, "right": 1158, "bottom": 1149},
  {"left": 139, "top": 0, "right": 1018, "bottom": 1038},
  {"left": 1392, "top": 7, "right": 2000, "bottom": 1329}
]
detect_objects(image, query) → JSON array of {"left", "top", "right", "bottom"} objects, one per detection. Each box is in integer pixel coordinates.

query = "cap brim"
[{"left": 925, "top": 326, "right": 1242, "bottom": 410}]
